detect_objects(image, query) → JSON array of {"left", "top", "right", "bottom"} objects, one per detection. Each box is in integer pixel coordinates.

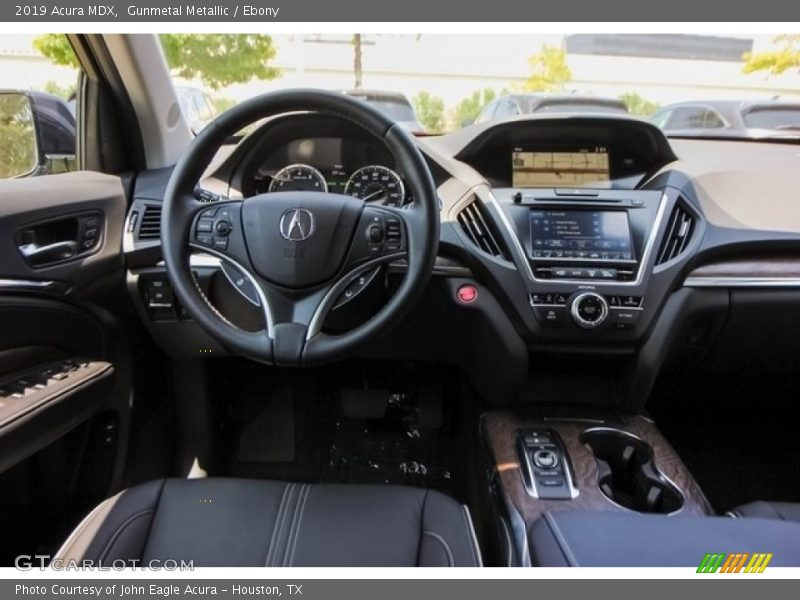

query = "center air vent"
[
  {"left": 137, "top": 205, "right": 162, "bottom": 240},
  {"left": 457, "top": 198, "right": 510, "bottom": 260},
  {"left": 656, "top": 201, "right": 695, "bottom": 265}
]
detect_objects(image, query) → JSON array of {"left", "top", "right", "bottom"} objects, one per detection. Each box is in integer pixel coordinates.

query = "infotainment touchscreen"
[
  {"left": 529, "top": 210, "right": 634, "bottom": 261},
  {"left": 512, "top": 146, "right": 610, "bottom": 188}
]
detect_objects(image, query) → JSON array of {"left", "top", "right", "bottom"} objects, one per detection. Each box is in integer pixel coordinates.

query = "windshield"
[
  {"left": 8, "top": 33, "right": 800, "bottom": 139},
  {"left": 350, "top": 98, "right": 418, "bottom": 122}
]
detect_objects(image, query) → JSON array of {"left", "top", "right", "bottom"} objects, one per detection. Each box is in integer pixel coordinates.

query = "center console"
[
  {"left": 491, "top": 186, "right": 677, "bottom": 340},
  {"left": 481, "top": 410, "right": 713, "bottom": 566}
]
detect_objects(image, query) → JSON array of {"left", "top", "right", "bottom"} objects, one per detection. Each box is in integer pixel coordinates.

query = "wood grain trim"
[
  {"left": 688, "top": 257, "right": 800, "bottom": 279},
  {"left": 482, "top": 411, "right": 713, "bottom": 525}
]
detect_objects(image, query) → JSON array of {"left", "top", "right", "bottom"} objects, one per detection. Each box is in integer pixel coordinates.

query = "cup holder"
[{"left": 580, "top": 428, "right": 684, "bottom": 514}]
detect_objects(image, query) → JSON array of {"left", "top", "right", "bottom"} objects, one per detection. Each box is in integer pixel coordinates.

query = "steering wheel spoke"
[{"left": 251, "top": 281, "right": 331, "bottom": 366}]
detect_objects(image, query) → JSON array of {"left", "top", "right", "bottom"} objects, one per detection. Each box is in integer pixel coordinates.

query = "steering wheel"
[{"left": 161, "top": 90, "right": 439, "bottom": 366}]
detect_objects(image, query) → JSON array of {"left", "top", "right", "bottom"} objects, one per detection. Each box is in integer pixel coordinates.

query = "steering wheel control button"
[
  {"left": 356, "top": 209, "right": 406, "bottom": 260},
  {"left": 217, "top": 208, "right": 235, "bottom": 222},
  {"left": 215, "top": 221, "right": 232, "bottom": 236},
  {"left": 220, "top": 261, "right": 260, "bottom": 306},
  {"left": 367, "top": 224, "right": 384, "bottom": 244},
  {"left": 333, "top": 267, "right": 381, "bottom": 310},
  {"left": 384, "top": 217, "right": 403, "bottom": 251},
  {"left": 193, "top": 204, "right": 243, "bottom": 252},
  {"left": 456, "top": 284, "right": 478, "bottom": 304},
  {"left": 571, "top": 292, "right": 609, "bottom": 329}
]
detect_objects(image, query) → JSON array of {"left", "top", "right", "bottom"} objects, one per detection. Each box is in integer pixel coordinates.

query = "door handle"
[{"left": 18, "top": 241, "right": 77, "bottom": 266}]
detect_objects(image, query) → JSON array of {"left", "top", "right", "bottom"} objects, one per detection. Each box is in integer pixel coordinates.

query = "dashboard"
[{"left": 122, "top": 111, "right": 800, "bottom": 408}]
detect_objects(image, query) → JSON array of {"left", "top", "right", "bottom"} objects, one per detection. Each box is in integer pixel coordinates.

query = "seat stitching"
[
  {"left": 265, "top": 483, "right": 293, "bottom": 567},
  {"left": 282, "top": 484, "right": 304, "bottom": 567},
  {"left": 461, "top": 505, "right": 481, "bottom": 567},
  {"left": 290, "top": 484, "right": 311, "bottom": 566},
  {"left": 270, "top": 483, "right": 297, "bottom": 567},
  {"left": 543, "top": 512, "right": 579, "bottom": 567},
  {"left": 421, "top": 531, "right": 454, "bottom": 567},
  {"left": 282, "top": 484, "right": 308, "bottom": 567},
  {"left": 279, "top": 484, "right": 298, "bottom": 568},
  {"left": 97, "top": 509, "right": 154, "bottom": 563},
  {"left": 288, "top": 484, "right": 312, "bottom": 567}
]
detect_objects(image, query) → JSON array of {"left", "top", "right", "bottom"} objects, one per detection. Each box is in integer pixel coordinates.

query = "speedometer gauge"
[
  {"left": 268, "top": 164, "right": 328, "bottom": 193},
  {"left": 345, "top": 165, "right": 405, "bottom": 206}
]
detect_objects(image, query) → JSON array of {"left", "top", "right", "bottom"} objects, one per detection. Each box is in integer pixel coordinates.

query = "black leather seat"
[
  {"left": 529, "top": 510, "right": 800, "bottom": 567},
  {"left": 729, "top": 501, "right": 800, "bottom": 522},
  {"left": 56, "top": 478, "right": 482, "bottom": 567}
]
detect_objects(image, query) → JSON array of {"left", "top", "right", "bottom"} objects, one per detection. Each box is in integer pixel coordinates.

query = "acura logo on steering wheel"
[{"left": 279, "top": 208, "right": 315, "bottom": 241}]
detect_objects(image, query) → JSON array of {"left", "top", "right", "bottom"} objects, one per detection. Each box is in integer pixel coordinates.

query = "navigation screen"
[
  {"left": 530, "top": 210, "right": 634, "bottom": 261},
  {"left": 512, "top": 147, "right": 610, "bottom": 188}
]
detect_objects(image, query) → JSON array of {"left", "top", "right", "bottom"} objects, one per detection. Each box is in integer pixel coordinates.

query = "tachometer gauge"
[
  {"left": 268, "top": 164, "right": 328, "bottom": 193},
  {"left": 344, "top": 165, "right": 405, "bottom": 206}
]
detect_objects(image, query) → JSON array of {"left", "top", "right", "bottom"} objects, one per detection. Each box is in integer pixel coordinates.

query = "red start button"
[{"left": 456, "top": 285, "right": 478, "bottom": 304}]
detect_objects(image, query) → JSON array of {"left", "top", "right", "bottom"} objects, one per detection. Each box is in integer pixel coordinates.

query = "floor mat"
[
  {"left": 323, "top": 390, "right": 456, "bottom": 496},
  {"left": 237, "top": 387, "right": 296, "bottom": 463},
  {"left": 209, "top": 361, "right": 335, "bottom": 482},
  {"left": 210, "top": 360, "right": 465, "bottom": 500}
]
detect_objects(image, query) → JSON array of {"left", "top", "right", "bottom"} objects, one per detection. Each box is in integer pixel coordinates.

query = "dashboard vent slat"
[
  {"left": 456, "top": 198, "right": 511, "bottom": 260},
  {"left": 656, "top": 201, "right": 695, "bottom": 265},
  {"left": 137, "top": 205, "right": 162, "bottom": 240}
]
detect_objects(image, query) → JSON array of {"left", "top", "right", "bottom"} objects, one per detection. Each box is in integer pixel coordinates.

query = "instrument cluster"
[{"left": 262, "top": 162, "right": 408, "bottom": 207}]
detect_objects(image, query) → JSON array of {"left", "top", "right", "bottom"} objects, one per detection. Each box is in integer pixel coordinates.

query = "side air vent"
[
  {"left": 656, "top": 201, "right": 695, "bottom": 265},
  {"left": 137, "top": 205, "right": 162, "bottom": 240},
  {"left": 457, "top": 198, "right": 511, "bottom": 260}
]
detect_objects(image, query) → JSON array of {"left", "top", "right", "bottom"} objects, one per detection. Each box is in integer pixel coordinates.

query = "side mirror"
[
  {"left": 0, "top": 93, "right": 38, "bottom": 178},
  {"left": 0, "top": 90, "right": 76, "bottom": 178}
]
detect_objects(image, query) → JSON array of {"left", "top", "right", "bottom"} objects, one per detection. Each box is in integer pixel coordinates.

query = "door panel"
[
  {"left": 0, "top": 171, "right": 126, "bottom": 292},
  {"left": 0, "top": 171, "right": 132, "bottom": 562}
]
